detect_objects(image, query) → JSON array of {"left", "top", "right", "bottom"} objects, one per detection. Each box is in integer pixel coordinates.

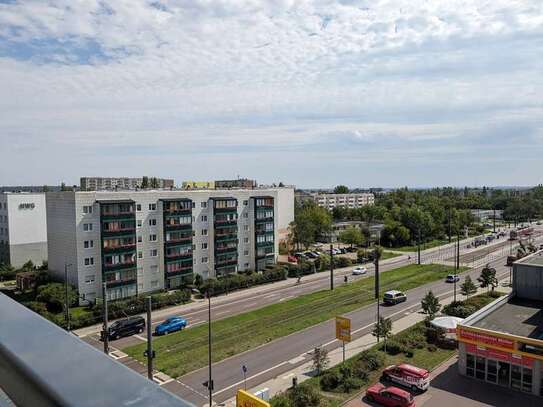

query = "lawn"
[
  {"left": 124, "top": 263, "right": 468, "bottom": 378},
  {"left": 395, "top": 239, "right": 450, "bottom": 252},
  {"left": 380, "top": 251, "right": 401, "bottom": 261}
]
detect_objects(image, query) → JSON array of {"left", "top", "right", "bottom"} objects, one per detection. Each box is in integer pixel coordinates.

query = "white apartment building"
[
  {"left": 46, "top": 188, "right": 294, "bottom": 302},
  {"left": 0, "top": 192, "right": 48, "bottom": 268},
  {"left": 80, "top": 177, "right": 174, "bottom": 191},
  {"left": 312, "top": 193, "right": 375, "bottom": 210}
]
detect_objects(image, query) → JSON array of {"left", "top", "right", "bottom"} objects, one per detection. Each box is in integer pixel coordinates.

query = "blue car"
[{"left": 154, "top": 316, "right": 187, "bottom": 335}]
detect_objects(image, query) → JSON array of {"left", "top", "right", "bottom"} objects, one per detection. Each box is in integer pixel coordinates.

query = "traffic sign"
[{"left": 335, "top": 316, "right": 351, "bottom": 342}]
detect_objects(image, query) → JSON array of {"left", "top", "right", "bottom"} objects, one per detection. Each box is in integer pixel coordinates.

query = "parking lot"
[{"left": 353, "top": 356, "right": 541, "bottom": 407}]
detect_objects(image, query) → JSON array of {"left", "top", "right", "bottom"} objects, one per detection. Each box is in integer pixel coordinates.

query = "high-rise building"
[
  {"left": 80, "top": 177, "right": 174, "bottom": 191},
  {"left": 0, "top": 192, "right": 48, "bottom": 268},
  {"left": 46, "top": 188, "right": 294, "bottom": 302},
  {"left": 297, "top": 192, "right": 375, "bottom": 210}
]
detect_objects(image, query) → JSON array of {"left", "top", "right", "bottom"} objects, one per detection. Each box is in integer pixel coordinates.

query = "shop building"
[{"left": 457, "top": 251, "right": 543, "bottom": 396}]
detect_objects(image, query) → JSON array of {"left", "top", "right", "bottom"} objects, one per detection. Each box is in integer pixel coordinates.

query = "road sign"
[
  {"left": 236, "top": 389, "right": 270, "bottom": 407},
  {"left": 242, "top": 364, "right": 248, "bottom": 374},
  {"left": 335, "top": 316, "right": 351, "bottom": 342}
]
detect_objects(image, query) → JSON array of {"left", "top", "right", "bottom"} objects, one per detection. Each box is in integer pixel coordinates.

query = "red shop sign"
[
  {"left": 466, "top": 343, "right": 533, "bottom": 367},
  {"left": 459, "top": 329, "right": 514, "bottom": 349}
]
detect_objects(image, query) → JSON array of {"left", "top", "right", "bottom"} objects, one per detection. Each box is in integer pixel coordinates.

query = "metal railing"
[{"left": 0, "top": 293, "right": 195, "bottom": 407}]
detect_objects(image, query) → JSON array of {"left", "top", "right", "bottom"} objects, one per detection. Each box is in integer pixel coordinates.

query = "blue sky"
[{"left": 0, "top": 0, "right": 542, "bottom": 188}]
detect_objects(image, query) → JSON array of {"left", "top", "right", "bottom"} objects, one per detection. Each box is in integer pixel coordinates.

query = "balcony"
[
  {"left": 214, "top": 219, "right": 238, "bottom": 227},
  {"left": 165, "top": 252, "right": 192, "bottom": 260},
  {"left": 103, "top": 261, "right": 136, "bottom": 271},
  {"left": 102, "top": 243, "right": 137, "bottom": 253},
  {"left": 102, "top": 227, "right": 136, "bottom": 236},
  {"left": 165, "top": 236, "right": 192, "bottom": 245},
  {"left": 215, "top": 234, "right": 238, "bottom": 243},
  {"left": 166, "top": 267, "right": 193, "bottom": 277},
  {"left": 215, "top": 245, "right": 238, "bottom": 254},
  {"left": 0, "top": 293, "right": 193, "bottom": 407},
  {"left": 164, "top": 223, "right": 192, "bottom": 231},
  {"left": 215, "top": 258, "right": 238, "bottom": 267},
  {"left": 105, "top": 277, "right": 138, "bottom": 288},
  {"left": 100, "top": 212, "right": 135, "bottom": 221},
  {"left": 256, "top": 240, "right": 274, "bottom": 248},
  {"left": 255, "top": 215, "right": 273, "bottom": 223}
]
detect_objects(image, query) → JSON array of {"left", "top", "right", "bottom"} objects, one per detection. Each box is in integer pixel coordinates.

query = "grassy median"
[{"left": 124, "top": 264, "right": 467, "bottom": 378}]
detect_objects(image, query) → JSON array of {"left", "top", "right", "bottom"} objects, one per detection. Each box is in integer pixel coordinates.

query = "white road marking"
[{"left": 134, "top": 334, "right": 147, "bottom": 342}]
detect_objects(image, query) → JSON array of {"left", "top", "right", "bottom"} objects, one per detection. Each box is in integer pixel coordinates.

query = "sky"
[{"left": 0, "top": 0, "right": 542, "bottom": 189}]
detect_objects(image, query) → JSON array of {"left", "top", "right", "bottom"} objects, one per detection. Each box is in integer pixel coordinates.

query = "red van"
[
  {"left": 381, "top": 364, "right": 430, "bottom": 392},
  {"left": 366, "top": 383, "right": 415, "bottom": 407}
]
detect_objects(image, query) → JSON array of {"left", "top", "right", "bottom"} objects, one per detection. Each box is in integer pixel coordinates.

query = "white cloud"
[{"left": 0, "top": 1, "right": 542, "bottom": 186}]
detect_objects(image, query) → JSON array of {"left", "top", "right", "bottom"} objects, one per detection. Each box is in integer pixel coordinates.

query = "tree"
[
  {"left": 141, "top": 176, "right": 149, "bottom": 189},
  {"left": 460, "top": 275, "right": 477, "bottom": 298},
  {"left": 334, "top": 185, "right": 349, "bottom": 194},
  {"left": 478, "top": 264, "right": 498, "bottom": 292},
  {"left": 311, "top": 345, "right": 329, "bottom": 375},
  {"left": 36, "top": 283, "right": 77, "bottom": 313},
  {"left": 289, "top": 384, "right": 321, "bottom": 407},
  {"left": 421, "top": 290, "right": 441, "bottom": 320},
  {"left": 193, "top": 274, "right": 204, "bottom": 289},
  {"left": 150, "top": 177, "right": 160, "bottom": 188},
  {"left": 338, "top": 226, "right": 364, "bottom": 248},
  {"left": 372, "top": 317, "right": 392, "bottom": 352}
]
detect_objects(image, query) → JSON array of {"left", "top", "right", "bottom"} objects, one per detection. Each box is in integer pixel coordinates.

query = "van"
[
  {"left": 381, "top": 363, "right": 430, "bottom": 392},
  {"left": 102, "top": 316, "right": 145, "bottom": 341},
  {"left": 383, "top": 290, "right": 407, "bottom": 305}
]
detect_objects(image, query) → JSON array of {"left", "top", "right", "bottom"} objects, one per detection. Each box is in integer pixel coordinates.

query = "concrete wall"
[{"left": 513, "top": 262, "right": 543, "bottom": 301}]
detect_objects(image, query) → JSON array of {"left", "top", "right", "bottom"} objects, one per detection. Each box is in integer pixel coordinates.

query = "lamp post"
[
  {"left": 196, "top": 287, "right": 213, "bottom": 406},
  {"left": 374, "top": 247, "right": 380, "bottom": 343},
  {"left": 64, "top": 263, "right": 72, "bottom": 331}
]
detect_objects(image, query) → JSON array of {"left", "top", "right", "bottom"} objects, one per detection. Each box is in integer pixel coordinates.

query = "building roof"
[
  {"left": 517, "top": 251, "right": 543, "bottom": 267},
  {"left": 95, "top": 199, "right": 135, "bottom": 204},
  {"left": 470, "top": 296, "right": 543, "bottom": 340}
]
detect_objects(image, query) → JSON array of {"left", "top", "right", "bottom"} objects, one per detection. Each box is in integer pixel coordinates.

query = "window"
[
  {"left": 244, "top": 237, "right": 249, "bottom": 243},
  {"left": 150, "top": 249, "right": 158, "bottom": 257},
  {"left": 201, "top": 242, "right": 208, "bottom": 250},
  {"left": 149, "top": 218, "right": 157, "bottom": 226},
  {"left": 138, "top": 251, "right": 143, "bottom": 259},
  {"left": 244, "top": 263, "right": 250, "bottom": 268},
  {"left": 149, "top": 203, "right": 156, "bottom": 211},
  {"left": 137, "top": 235, "right": 142, "bottom": 243},
  {"left": 151, "top": 265, "right": 158, "bottom": 273},
  {"left": 136, "top": 204, "right": 142, "bottom": 211},
  {"left": 201, "top": 202, "right": 207, "bottom": 208},
  {"left": 84, "top": 275, "right": 95, "bottom": 284},
  {"left": 201, "top": 215, "right": 207, "bottom": 222},
  {"left": 83, "top": 223, "right": 93, "bottom": 231},
  {"left": 84, "top": 257, "right": 94, "bottom": 266},
  {"left": 83, "top": 205, "right": 93, "bottom": 214},
  {"left": 191, "top": 202, "right": 196, "bottom": 208},
  {"left": 151, "top": 280, "right": 159, "bottom": 288},
  {"left": 202, "top": 257, "right": 208, "bottom": 263},
  {"left": 137, "top": 219, "right": 142, "bottom": 227},
  {"left": 149, "top": 234, "right": 157, "bottom": 241},
  {"left": 243, "top": 212, "right": 248, "bottom": 218},
  {"left": 84, "top": 240, "right": 94, "bottom": 249},
  {"left": 244, "top": 250, "right": 249, "bottom": 256},
  {"left": 202, "top": 229, "right": 208, "bottom": 236},
  {"left": 475, "top": 356, "right": 486, "bottom": 380},
  {"left": 137, "top": 267, "right": 143, "bottom": 276},
  {"left": 243, "top": 200, "right": 248, "bottom": 206},
  {"left": 244, "top": 225, "right": 249, "bottom": 231}
]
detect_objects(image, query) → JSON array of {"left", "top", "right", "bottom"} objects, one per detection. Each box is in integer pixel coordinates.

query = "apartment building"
[
  {"left": 215, "top": 179, "right": 257, "bottom": 189},
  {"left": 46, "top": 188, "right": 294, "bottom": 302},
  {"left": 181, "top": 181, "right": 215, "bottom": 190},
  {"left": 0, "top": 192, "right": 48, "bottom": 268},
  {"left": 310, "top": 193, "right": 374, "bottom": 210},
  {"left": 80, "top": 177, "right": 174, "bottom": 191}
]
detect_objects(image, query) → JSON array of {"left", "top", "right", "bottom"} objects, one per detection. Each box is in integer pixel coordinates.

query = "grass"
[
  {"left": 395, "top": 239, "right": 450, "bottom": 252},
  {"left": 124, "top": 263, "right": 468, "bottom": 378},
  {"left": 380, "top": 251, "right": 401, "bottom": 261}
]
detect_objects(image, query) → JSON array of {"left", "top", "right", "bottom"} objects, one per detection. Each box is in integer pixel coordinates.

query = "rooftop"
[
  {"left": 517, "top": 251, "right": 543, "bottom": 267},
  {"left": 471, "top": 296, "right": 543, "bottom": 340}
]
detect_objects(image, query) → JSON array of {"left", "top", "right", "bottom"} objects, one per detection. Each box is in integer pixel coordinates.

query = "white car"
[{"left": 352, "top": 266, "right": 368, "bottom": 275}]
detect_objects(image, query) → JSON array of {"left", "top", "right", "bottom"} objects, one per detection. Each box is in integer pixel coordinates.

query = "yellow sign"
[
  {"left": 336, "top": 316, "right": 351, "bottom": 342},
  {"left": 236, "top": 390, "right": 270, "bottom": 407}
]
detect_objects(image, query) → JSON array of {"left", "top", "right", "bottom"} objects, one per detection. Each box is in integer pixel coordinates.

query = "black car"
[{"left": 102, "top": 316, "right": 145, "bottom": 341}]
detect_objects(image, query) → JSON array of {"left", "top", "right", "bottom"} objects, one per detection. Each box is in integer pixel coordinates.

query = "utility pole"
[
  {"left": 145, "top": 296, "right": 154, "bottom": 380},
  {"left": 64, "top": 263, "right": 71, "bottom": 331},
  {"left": 448, "top": 206, "right": 452, "bottom": 243},
  {"left": 207, "top": 290, "right": 213, "bottom": 406},
  {"left": 456, "top": 233, "right": 460, "bottom": 271},
  {"left": 374, "top": 251, "right": 380, "bottom": 343},
  {"left": 330, "top": 244, "right": 334, "bottom": 291},
  {"left": 417, "top": 229, "right": 421, "bottom": 265},
  {"left": 102, "top": 282, "right": 109, "bottom": 355},
  {"left": 493, "top": 208, "right": 496, "bottom": 233}
]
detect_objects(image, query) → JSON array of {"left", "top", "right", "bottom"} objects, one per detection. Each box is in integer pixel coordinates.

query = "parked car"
[
  {"left": 288, "top": 255, "right": 298, "bottom": 263},
  {"left": 155, "top": 316, "right": 187, "bottom": 336},
  {"left": 383, "top": 290, "right": 407, "bottom": 305},
  {"left": 352, "top": 266, "right": 368, "bottom": 276},
  {"left": 365, "top": 383, "right": 415, "bottom": 407},
  {"left": 102, "top": 316, "right": 145, "bottom": 341},
  {"left": 445, "top": 274, "right": 460, "bottom": 283},
  {"left": 294, "top": 252, "right": 306, "bottom": 260},
  {"left": 345, "top": 247, "right": 357, "bottom": 253},
  {"left": 381, "top": 364, "right": 430, "bottom": 392},
  {"left": 339, "top": 248, "right": 347, "bottom": 254},
  {"left": 304, "top": 251, "right": 318, "bottom": 259}
]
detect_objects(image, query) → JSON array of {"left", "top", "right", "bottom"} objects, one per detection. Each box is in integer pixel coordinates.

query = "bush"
[
  {"left": 202, "top": 266, "right": 288, "bottom": 295},
  {"left": 289, "top": 384, "right": 322, "bottom": 407},
  {"left": 335, "top": 257, "right": 352, "bottom": 268},
  {"left": 427, "top": 344, "right": 438, "bottom": 352},
  {"left": 425, "top": 324, "right": 446, "bottom": 345},
  {"left": 36, "top": 283, "right": 77, "bottom": 313},
  {"left": 356, "top": 349, "right": 385, "bottom": 371},
  {"left": 319, "top": 370, "right": 341, "bottom": 391},
  {"left": 286, "top": 262, "right": 315, "bottom": 278},
  {"left": 442, "top": 301, "right": 477, "bottom": 318},
  {"left": 381, "top": 340, "right": 405, "bottom": 355},
  {"left": 397, "top": 329, "right": 426, "bottom": 350},
  {"left": 271, "top": 393, "right": 291, "bottom": 407}
]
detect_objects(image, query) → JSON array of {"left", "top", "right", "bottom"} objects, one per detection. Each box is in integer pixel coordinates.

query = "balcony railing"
[
  {"left": 0, "top": 293, "right": 194, "bottom": 407},
  {"left": 165, "top": 252, "right": 192, "bottom": 260},
  {"left": 165, "top": 236, "right": 192, "bottom": 245},
  {"left": 102, "top": 227, "right": 136, "bottom": 235},
  {"left": 164, "top": 223, "right": 192, "bottom": 230},
  {"left": 215, "top": 246, "right": 238, "bottom": 254},
  {"left": 105, "top": 277, "right": 138, "bottom": 288},
  {"left": 103, "top": 261, "right": 136, "bottom": 271},
  {"left": 102, "top": 243, "right": 137, "bottom": 252}
]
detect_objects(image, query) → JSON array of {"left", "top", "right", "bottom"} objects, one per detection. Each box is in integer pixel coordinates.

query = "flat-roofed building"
[
  {"left": 80, "top": 177, "right": 174, "bottom": 191},
  {"left": 181, "top": 181, "right": 215, "bottom": 190},
  {"left": 457, "top": 251, "right": 543, "bottom": 397}
]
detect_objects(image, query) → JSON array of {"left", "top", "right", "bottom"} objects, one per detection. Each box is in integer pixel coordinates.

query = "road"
[{"left": 171, "top": 256, "right": 515, "bottom": 406}]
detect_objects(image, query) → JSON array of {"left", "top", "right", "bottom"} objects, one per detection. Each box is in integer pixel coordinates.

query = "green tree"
[
  {"left": 421, "top": 290, "right": 441, "bottom": 320},
  {"left": 460, "top": 275, "right": 477, "bottom": 298},
  {"left": 478, "top": 265, "right": 498, "bottom": 292},
  {"left": 311, "top": 345, "right": 329, "bottom": 376},
  {"left": 141, "top": 176, "right": 149, "bottom": 189},
  {"left": 372, "top": 316, "right": 392, "bottom": 352},
  {"left": 150, "top": 177, "right": 160, "bottom": 188},
  {"left": 289, "top": 384, "right": 321, "bottom": 407},
  {"left": 338, "top": 226, "right": 364, "bottom": 248},
  {"left": 334, "top": 185, "right": 349, "bottom": 194},
  {"left": 36, "top": 283, "right": 77, "bottom": 313}
]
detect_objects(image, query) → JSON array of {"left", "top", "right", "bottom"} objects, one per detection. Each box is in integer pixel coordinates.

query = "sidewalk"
[{"left": 220, "top": 283, "right": 511, "bottom": 407}]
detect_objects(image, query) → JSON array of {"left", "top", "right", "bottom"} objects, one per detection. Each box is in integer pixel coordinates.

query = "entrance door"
[
  {"left": 498, "top": 361, "right": 510, "bottom": 387},
  {"left": 486, "top": 359, "right": 498, "bottom": 384}
]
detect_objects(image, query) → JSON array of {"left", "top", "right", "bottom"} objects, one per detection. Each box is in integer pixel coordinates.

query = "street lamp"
[
  {"left": 195, "top": 287, "right": 213, "bottom": 406},
  {"left": 64, "top": 263, "right": 72, "bottom": 331}
]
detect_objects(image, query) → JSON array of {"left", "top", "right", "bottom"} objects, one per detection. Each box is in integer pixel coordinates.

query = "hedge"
[{"left": 199, "top": 266, "right": 287, "bottom": 296}]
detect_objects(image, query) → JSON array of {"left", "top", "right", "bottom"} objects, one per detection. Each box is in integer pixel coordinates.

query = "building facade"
[
  {"left": 457, "top": 251, "right": 543, "bottom": 397},
  {"left": 0, "top": 193, "right": 48, "bottom": 268},
  {"left": 80, "top": 177, "right": 174, "bottom": 191},
  {"left": 310, "top": 193, "right": 374, "bottom": 210},
  {"left": 215, "top": 179, "right": 257, "bottom": 189},
  {"left": 181, "top": 181, "right": 215, "bottom": 190},
  {"left": 46, "top": 188, "right": 294, "bottom": 302}
]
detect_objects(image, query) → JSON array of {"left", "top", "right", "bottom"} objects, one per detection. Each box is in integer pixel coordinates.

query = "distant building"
[
  {"left": 46, "top": 187, "right": 294, "bottom": 303},
  {"left": 0, "top": 192, "right": 48, "bottom": 268},
  {"left": 182, "top": 181, "right": 215, "bottom": 190},
  {"left": 324, "top": 221, "right": 384, "bottom": 243},
  {"left": 215, "top": 179, "right": 257, "bottom": 189},
  {"left": 296, "top": 192, "right": 375, "bottom": 210},
  {"left": 457, "top": 251, "right": 543, "bottom": 397},
  {"left": 80, "top": 177, "right": 174, "bottom": 191}
]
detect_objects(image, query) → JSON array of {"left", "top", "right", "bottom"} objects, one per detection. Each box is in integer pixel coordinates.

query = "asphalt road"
[{"left": 174, "top": 256, "right": 514, "bottom": 406}]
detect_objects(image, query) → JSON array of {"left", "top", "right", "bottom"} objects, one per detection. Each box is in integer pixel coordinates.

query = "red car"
[
  {"left": 287, "top": 255, "right": 298, "bottom": 263},
  {"left": 365, "top": 383, "right": 415, "bottom": 407}
]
